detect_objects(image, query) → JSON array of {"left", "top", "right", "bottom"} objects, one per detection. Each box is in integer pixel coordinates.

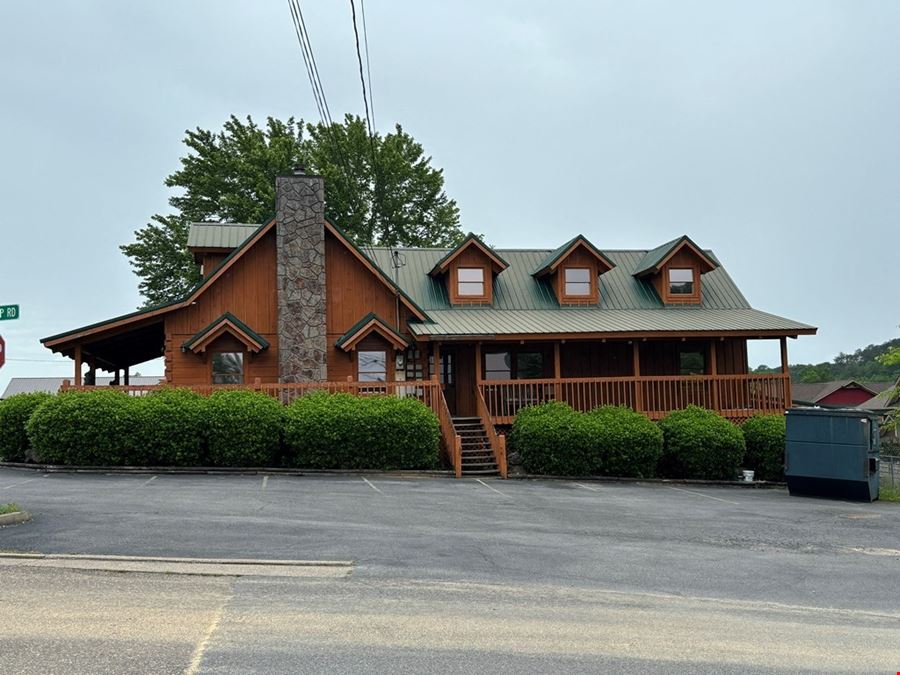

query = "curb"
[
  {"left": 0, "top": 553, "right": 352, "bottom": 566},
  {"left": 507, "top": 473, "right": 787, "bottom": 488},
  {"left": 0, "top": 462, "right": 452, "bottom": 478},
  {"left": 0, "top": 511, "right": 31, "bottom": 527}
]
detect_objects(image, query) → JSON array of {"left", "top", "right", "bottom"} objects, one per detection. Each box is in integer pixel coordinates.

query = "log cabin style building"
[{"left": 42, "top": 169, "right": 816, "bottom": 476}]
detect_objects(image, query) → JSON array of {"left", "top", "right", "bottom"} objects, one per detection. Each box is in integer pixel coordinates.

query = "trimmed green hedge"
[
  {"left": 205, "top": 390, "right": 284, "bottom": 467},
  {"left": 741, "top": 414, "right": 786, "bottom": 481},
  {"left": 659, "top": 406, "right": 745, "bottom": 480},
  {"left": 509, "top": 402, "right": 663, "bottom": 477},
  {"left": 587, "top": 406, "right": 664, "bottom": 478},
  {"left": 26, "top": 390, "right": 139, "bottom": 466},
  {"left": 134, "top": 389, "right": 208, "bottom": 466},
  {"left": 0, "top": 393, "right": 54, "bottom": 462},
  {"left": 284, "top": 392, "right": 440, "bottom": 470}
]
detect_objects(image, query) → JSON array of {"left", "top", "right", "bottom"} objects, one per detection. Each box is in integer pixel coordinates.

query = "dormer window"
[
  {"left": 564, "top": 268, "right": 592, "bottom": 296},
  {"left": 668, "top": 268, "right": 694, "bottom": 295},
  {"left": 457, "top": 267, "right": 485, "bottom": 297}
]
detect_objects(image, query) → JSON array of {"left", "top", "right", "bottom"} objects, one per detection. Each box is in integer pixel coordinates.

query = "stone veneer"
[{"left": 276, "top": 170, "right": 327, "bottom": 382}]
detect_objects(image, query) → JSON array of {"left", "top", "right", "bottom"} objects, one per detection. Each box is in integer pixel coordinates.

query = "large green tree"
[{"left": 122, "top": 115, "right": 463, "bottom": 306}]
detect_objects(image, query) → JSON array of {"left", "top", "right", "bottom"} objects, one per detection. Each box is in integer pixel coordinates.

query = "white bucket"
[{"left": 742, "top": 470, "right": 755, "bottom": 482}]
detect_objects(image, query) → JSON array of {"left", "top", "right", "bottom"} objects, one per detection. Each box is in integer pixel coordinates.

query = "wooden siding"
[
  {"left": 551, "top": 245, "right": 600, "bottom": 305},
  {"left": 325, "top": 230, "right": 413, "bottom": 381},
  {"left": 652, "top": 248, "right": 703, "bottom": 305},
  {"left": 165, "top": 229, "right": 279, "bottom": 385},
  {"left": 447, "top": 247, "right": 494, "bottom": 305}
]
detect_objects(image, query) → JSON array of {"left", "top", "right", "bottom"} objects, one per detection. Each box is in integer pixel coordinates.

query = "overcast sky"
[{"left": 1, "top": 0, "right": 898, "bottom": 391}]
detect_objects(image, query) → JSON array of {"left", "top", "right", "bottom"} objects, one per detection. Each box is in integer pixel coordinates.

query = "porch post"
[
  {"left": 124, "top": 368, "right": 130, "bottom": 386},
  {"left": 780, "top": 336, "right": 791, "bottom": 409},
  {"left": 74, "top": 344, "right": 82, "bottom": 386},
  {"left": 632, "top": 341, "right": 643, "bottom": 412},
  {"left": 553, "top": 342, "right": 561, "bottom": 401},
  {"left": 475, "top": 342, "right": 482, "bottom": 382},
  {"left": 432, "top": 342, "right": 440, "bottom": 382},
  {"left": 87, "top": 356, "right": 96, "bottom": 387},
  {"left": 709, "top": 340, "right": 719, "bottom": 411}
]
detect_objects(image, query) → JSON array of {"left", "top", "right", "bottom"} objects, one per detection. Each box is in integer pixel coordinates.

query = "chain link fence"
[{"left": 881, "top": 453, "right": 899, "bottom": 490}]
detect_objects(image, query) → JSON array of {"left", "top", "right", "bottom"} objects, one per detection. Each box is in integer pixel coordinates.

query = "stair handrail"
[
  {"left": 435, "top": 385, "right": 462, "bottom": 477},
  {"left": 476, "top": 385, "right": 507, "bottom": 478}
]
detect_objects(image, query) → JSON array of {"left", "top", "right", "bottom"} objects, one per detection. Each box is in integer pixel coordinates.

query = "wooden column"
[
  {"left": 432, "top": 342, "right": 440, "bottom": 382},
  {"left": 709, "top": 340, "right": 719, "bottom": 411},
  {"left": 553, "top": 342, "right": 561, "bottom": 401},
  {"left": 74, "top": 344, "right": 83, "bottom": 386},
  {"left": 124, "top": 368, "right": 130, "bottom": 386},
  {"left": 475, "top": 342, "right": 483, "bottom": 382},
  {"left": 632, "top": 341, "right": 643, "bottom": 412},
  {"left": 780, "top": 336, "right": 791, "bottom": 409}
]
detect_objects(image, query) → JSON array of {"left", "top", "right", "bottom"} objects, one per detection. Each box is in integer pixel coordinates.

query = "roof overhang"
[
  {"left": 335, "top": 312, "right": 410, "bottom": 352},
  {"left": 533, "top": 235, "right": 616, "bottom": 278},
  {"left": 181, "top": 313, "right": 269, "bottom": 354},
  {"left": 428, "top": 233, "right": 509, "bottom": 277}
]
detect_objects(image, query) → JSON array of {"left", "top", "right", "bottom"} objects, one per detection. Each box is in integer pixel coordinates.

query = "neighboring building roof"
[
  {"left": 632, "top": 235, "right": 719, "bottom": 278},
  {"left": 1, "top": 377, "right": 163, "bottom": 398},
  {"left": 857, "top": 378, "right": 900, "bottom": 412},
  {"left": 790, "top": 380, "right": 892, "bottom": 405},
  {"left": 532, "top": 235, "right": 615, "bottom": 278},
  {"left": 334, "top": 312, "right": 410, "bottom": 351},
  {"left": 171, "top": 224, "right": 816, "bottom": 339},
  {"left": 181, "top": 312, "right": 269, "bottom": 354},
  {"left": 188, "top": 223, "right": 260, "bottom": 249}
]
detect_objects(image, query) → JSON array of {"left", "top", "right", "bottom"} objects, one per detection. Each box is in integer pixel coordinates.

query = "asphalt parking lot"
[{"left": 1, "top": 469, "right": 899, "bottom": 673}]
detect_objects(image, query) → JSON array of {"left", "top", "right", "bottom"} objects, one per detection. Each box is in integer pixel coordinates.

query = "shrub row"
[
  {"left": 508, "top": 403, "right": 663, "bottom": 477},
  {"left": 510, "top": 403, "right": 785, "bottom": 480},
  {"left": 0, "top": 389, "right": 439, "bottom": 469}
]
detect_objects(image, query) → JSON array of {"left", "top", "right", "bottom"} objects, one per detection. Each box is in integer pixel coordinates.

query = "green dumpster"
[{"left": 785, "top": 408, "right": 880, "bottom": 501}]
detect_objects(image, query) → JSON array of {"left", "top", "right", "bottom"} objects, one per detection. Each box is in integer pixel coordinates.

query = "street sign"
[
  {"left": 0, "top": 304, "right": 19, "bottom": 321},
  {"left": 0, "top": 335, "right": 5, "bottom": 369}
]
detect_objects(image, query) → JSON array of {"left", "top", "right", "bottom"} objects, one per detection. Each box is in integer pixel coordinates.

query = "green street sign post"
[{"left": 0, "top": 304, "right": 19, "bottom": 320}]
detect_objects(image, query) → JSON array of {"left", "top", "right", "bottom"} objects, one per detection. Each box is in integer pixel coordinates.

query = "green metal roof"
[
  {"left": 427, "top": 232, "right": 509, "bottom": 275},
  {"left": 632, "top": 235, "right": 717, "bottom": 277},
  {"left": 176, "top": 224, "right": 815, "bottom": 339},
  {"left": 181, "top": 312, "right": 269, "bottom": 352},
  {"left": 188, "top": 223, "right": 260, "bottom": 249},
  {"left": 334, "top": 312, "right": 410, "bottom": 349},
  {"left": 532, "top": 235, "right": 615, "bottom": 277}
]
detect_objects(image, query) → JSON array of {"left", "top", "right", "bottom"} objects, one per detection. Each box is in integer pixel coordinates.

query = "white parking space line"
[
  {"left": 139, "top": 475, "right": 157, "bottom": 487},
  {"left": 1, "top": 477, "right": 41, "bottom": 490},
  {"left": 361, "top": 477, "right": 383, "bottom": 493},
  {"left": 668, "top": 486, "right": 739, "bottom": 505},
  {"left": 574, "top": 482, "right": 601, "bottom": 492},
  {"left": 261, "top": 476, "right": 269, "bottom": 491},
  {"left": 476, "top": 478, "right": 509, "bottom": 498}
]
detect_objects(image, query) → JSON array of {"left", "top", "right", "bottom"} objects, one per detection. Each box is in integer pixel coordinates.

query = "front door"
[{"left": 442, "top": 344, "right": 477, "bottom": 417}]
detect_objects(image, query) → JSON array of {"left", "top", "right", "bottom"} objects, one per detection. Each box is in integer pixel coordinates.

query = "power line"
[{"left": 360, "top": 0, "right": 375, "bottom": 129}]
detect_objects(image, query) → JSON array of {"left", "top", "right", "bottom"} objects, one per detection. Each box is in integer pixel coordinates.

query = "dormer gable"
[
  {"left": 429, "top": 233, "right": 509, "bottom": 305},
  {"left": 633, "top": 235, "right": 719, "bottom": 305},
  {"left": 533, "top": 235, "right": 615, "bottom": 305}
]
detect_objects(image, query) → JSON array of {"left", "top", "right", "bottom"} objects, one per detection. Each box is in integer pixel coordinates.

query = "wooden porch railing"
[
  {"left": 475, "top": 385, "right": 507, "bottom": 478},
  {"left": 478, "top": 373, "right": 790, "bottom": 424},
  {"left": 435, "top": 385, "right": 462, "bottom": 478}
]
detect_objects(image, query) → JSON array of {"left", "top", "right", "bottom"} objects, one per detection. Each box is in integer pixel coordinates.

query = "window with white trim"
[{"left": 457, "top": 267, "right": 485, "bottom": 297}]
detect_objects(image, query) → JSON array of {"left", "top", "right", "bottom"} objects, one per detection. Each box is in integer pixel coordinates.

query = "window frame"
[
  {"left": 667, "top": 267, "right": 696, "bottom": 297},
  {"left": 456, "top": 266, "right": 487, "bottom": 299},
  {"left": 210, "top": 351, "right": 245, "bottom": 385},
  {"left": 563, "top": 267, "right": 593, "bottom": 298},
  {"left": 357, "top": 349, "right": 388, "bottom": 382},
  {"left": 678, "top": 348, "right": 707, "bottom": 376}
]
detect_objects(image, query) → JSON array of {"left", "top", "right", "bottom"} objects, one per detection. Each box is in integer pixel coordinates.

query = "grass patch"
[
  {"left": 879, "top": 486, "right": 900, "bottom": 503},
  {"left": 0, "top": 503, "right": 22, "bottom": 515}
]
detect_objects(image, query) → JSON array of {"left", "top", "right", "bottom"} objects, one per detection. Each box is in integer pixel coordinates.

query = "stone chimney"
[{"left": 276, "top": 167, "right": 327, "bottom": 382}]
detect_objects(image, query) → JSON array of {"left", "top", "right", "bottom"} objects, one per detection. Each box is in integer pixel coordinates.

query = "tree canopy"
[
  {"left": 754, "top": 337, "right": 900, "bottom": 383},
  {"left": 121, "top": 115, "right": 463, "bottom": 306}
]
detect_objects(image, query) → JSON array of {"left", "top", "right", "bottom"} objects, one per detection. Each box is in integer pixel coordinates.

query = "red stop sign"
[{"left": 0, "top": 335, "right": 4, "bottom": 369}]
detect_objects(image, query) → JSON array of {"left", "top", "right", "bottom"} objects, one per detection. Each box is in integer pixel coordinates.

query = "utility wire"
[
  {"left": 349, "top": 0, "right": 383, "bottom": 242},
  {"left": 360, "top": 0, "right": 375, "bottom": 129}
]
